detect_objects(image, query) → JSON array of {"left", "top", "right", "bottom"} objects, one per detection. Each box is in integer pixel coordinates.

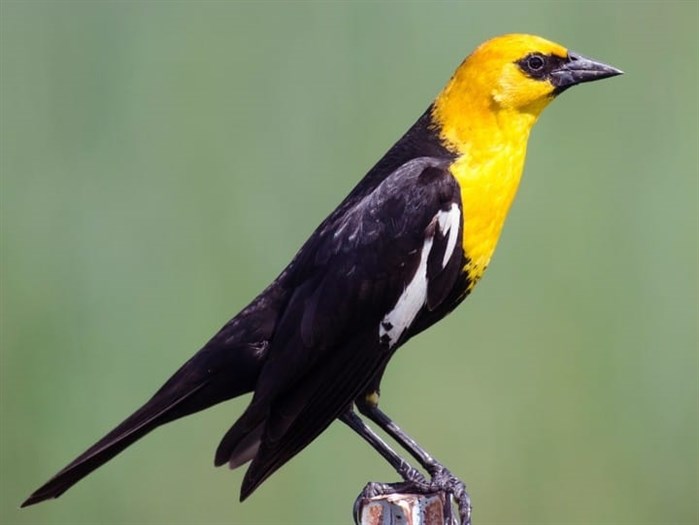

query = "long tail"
[{"left": 21, "top": 342, "right": 264, "bottom": 507}]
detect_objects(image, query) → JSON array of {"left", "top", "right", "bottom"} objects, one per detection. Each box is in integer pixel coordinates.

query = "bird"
[{"left": 22, "top": 34, "right": 621, "bottom": 523}]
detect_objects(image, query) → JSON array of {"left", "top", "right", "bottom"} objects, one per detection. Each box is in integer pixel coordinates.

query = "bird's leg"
[
  {"left": 340, "top": 408, "right": 428, "bottom": 488},
  {"left": 357, "top": 392, "right": 439, "bottom": 471},
  {"left": 356, "top": 392, "right": 472, "bottom": 525},
  {"left": 341, "top": 408, "right": 440, "bottom": 525}
]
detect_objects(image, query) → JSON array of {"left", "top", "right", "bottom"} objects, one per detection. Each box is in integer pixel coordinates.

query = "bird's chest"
[{"left": 449, "top": 146, "right": 526, "bottom": 288}]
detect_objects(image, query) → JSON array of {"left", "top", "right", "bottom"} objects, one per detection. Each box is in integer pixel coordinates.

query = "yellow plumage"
[{"left": 433, "top": 34, "right": 570, "bottom": 285}]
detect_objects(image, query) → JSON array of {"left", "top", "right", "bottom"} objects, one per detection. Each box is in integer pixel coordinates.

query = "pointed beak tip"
[
  {"left": 551, "top": 54, "right": 624, "bottom": 92},
  {"left": 602, "top": 63, "right": 624, "bottom": 77}
]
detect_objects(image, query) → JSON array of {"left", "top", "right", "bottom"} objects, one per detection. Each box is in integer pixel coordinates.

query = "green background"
[{"left": 2, "top": 1, "right": 697, "bottom": 524}]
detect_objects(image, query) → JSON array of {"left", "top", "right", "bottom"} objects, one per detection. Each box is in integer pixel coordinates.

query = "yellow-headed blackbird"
[{"left": 22, "top": 34, "right": 621, "bottom": 523}]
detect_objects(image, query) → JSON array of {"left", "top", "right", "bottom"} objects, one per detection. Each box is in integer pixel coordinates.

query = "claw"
[
  {"left": 354, "top": 480, "right": 459, "bottom": 525},
  {"left": 358, "top": 480, "right": 422, "bottom": 499},
  {"left": 354, "top": 472, "right": 471, "bottom": 525},
  {"left": 353, "top": 481, "right": 419, "bottom": 523},
  {"left": 428, "top": 466, "right": 471, "bottom": 525}
]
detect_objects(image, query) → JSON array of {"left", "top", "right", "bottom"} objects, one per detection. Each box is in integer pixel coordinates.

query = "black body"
[{"left": 22, "top": 107, "right": 469, "bottom": 507}]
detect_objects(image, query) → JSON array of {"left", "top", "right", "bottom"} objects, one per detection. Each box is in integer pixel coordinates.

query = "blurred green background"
[{"left": 1, "top": 1, "right": 697, "bottom": 524}]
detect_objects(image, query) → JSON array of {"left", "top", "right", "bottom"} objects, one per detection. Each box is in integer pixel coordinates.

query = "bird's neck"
[{"left": 432, "top": 92, "right": 538, "bottom": 286}]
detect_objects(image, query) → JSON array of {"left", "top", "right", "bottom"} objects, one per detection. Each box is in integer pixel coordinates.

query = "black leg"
[
  {"left": 355, "top": 397, "right": 472, "bottom": 525},
  {"left": 339, "top": 408, "right": 427, "bottom": 486},
  {"left": 357, "top": 400, "right": 440, "bottom": 474}
]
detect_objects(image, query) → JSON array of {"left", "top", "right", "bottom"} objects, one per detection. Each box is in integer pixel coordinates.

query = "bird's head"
[{"left": 433, "top": 34, "right": 622, "bottom": 149}]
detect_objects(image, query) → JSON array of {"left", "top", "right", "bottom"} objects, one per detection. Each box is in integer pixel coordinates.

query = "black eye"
[
  {"left": 516, "top": 53, "right": 552, "bottom": 79},
  {"left": 527, "top": 54, "right": 545, "bottom": 71}
]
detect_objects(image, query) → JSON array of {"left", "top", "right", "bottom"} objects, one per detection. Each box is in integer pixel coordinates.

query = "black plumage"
[{"left": 22, "top": 109, "right": 469, "bottom": 509}]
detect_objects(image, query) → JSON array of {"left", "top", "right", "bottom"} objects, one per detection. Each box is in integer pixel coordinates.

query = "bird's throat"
[{"left": 447, "top": 122, "right": 532, "bottom": 287}]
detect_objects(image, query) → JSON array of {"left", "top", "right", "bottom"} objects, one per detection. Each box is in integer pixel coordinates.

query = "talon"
[
  {"left": 427, "top": 467, "right": 471, "bottom": 525},
  {"left": 354, "top": 478, "right": 470, "bottom": 525},
  {"left": 358, "top": 481, "right": 395, "bottom": 500}
]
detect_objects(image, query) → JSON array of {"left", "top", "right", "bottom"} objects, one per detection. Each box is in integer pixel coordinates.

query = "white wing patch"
[
  {"left": 378, "top": 205, "right": 461, "bottom": 348},
  {"left": 379, "top": 235, "right": 434, "bottom": 348},
  {"left": 437, "top": 203, "right": 460, "bottom": 269}
]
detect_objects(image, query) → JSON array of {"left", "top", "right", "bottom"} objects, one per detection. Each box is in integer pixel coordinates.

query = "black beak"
[{"left": 551, "top": 51, "right": 623, "bottom": 93}]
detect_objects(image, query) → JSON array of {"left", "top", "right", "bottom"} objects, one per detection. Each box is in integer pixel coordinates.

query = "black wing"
[
  {"left": 214, "top": 156, "right": 466, "bottom": 498},
  {"left": 19, "top": 280, "right": 291, "bottom": 507}
]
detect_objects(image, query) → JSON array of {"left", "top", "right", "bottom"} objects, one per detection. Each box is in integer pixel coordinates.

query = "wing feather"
[{"left": 217, "top": 157, "right": 466, "bottom": 497}]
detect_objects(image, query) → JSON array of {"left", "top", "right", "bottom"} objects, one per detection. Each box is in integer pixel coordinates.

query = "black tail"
[{"left": 21, "top": 342, "right": 263, "bottom": 507}]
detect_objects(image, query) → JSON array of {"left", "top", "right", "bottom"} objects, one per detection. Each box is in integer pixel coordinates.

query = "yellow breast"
[
  {"left": 449, "top": 136, "right": 528, "bottom": 286},
  {"left": 429, "top": 35, "right": 569, "bottom": 289}
]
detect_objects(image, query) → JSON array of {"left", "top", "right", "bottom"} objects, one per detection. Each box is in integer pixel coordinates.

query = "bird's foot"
[
  {"left": 357, "top": 480, "right": 416, "bottom": 500},
  {"left": 354, "top": 465, "right": 429, "bottom": 506},
  {"left": 354, "top": 480, "right": 415, "bottom": 524},
  {"left": 354, "top": 468, "right": 470, "bottom": 525},
  {"left": 427, "top": 465, "right": 471, "bottom": 525}
]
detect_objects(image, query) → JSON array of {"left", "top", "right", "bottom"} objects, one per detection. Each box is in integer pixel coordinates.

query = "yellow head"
[
  {"left": 471, "top": 34, "right": 568, "bottom": 113},
  {"left": 433, "top": 33, "right": 622, "bottom": 150},
  {"left": 431, "top": 34, "right": 621, "bottom": 286}
]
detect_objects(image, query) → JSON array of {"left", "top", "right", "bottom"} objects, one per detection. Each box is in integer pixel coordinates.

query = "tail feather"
[
  {"left": 22, "top": 342, "right": 263, "bottom": 507},
  {"left": 226, "top": 423, "right": 264, "bottom": 469},
  {"left": 21, "top": 381, "right": 208, "bottom": 507},
  {"left": 214, "top": 403, "right": 266, "bottom": 468}
]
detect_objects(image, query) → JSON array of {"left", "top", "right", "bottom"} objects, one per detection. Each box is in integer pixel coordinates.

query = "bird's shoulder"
[{"left": 304, "top": 156, "right": 461, "bottom": 267}]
